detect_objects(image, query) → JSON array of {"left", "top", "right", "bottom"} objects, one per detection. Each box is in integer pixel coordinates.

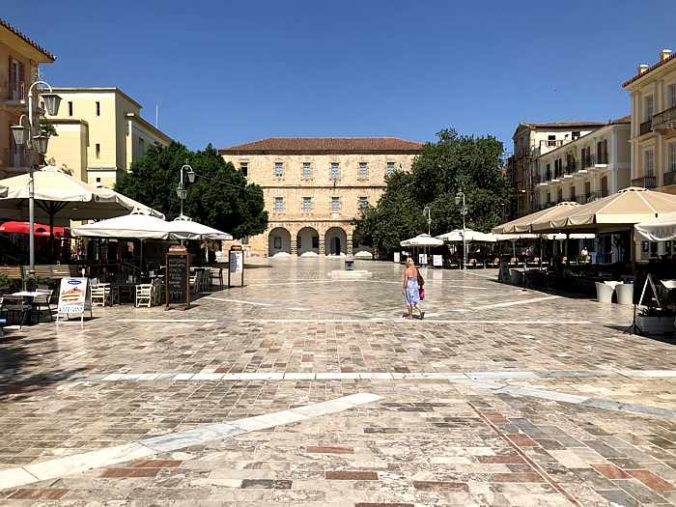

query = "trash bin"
[
  {"left": 345, "top": 256, "right": 354, "bottom": 271},
  {"left": 616, "top": 283, "right": 634, "bottom": 305},
  {"left": 595, "top": 282, "right": 615, "bottom": 303}
]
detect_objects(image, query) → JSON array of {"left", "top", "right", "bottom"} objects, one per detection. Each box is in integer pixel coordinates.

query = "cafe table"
[{"left": 5, "top": 291, "right": 45, "bottom": 325}]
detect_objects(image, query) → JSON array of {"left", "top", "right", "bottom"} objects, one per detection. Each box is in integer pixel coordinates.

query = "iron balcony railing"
[
  {"left": 639, "top": 118, "right": 653, "bottom": 136},
  {"left": 565, "top": 161, "right": 577, "bottom": 174},
  {"left": 664, "top": 170, "right": 676, "bottom": 186},
  {"left": 596, "top": 152, "right": 609, "bottom": 164},
  {"left": 631, "top": 175, "right": 657, "bottom": 188},
  {"left": 652, "top": 105, "right": 676, "bottom": 132},
  {"left": 581, "top": 153, "right": 596, "bottom": 169}
]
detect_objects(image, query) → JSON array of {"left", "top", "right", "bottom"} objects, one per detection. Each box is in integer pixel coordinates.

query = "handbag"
[{"left": 419, "top": 288, "right": 425, "bottom": 300}]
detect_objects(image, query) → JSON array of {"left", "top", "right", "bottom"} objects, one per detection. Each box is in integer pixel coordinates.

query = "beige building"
[
  {"left": 0, "top": 18, "right": 55, "bottom": 178},
  {"left": 623, "top": 49, "right": 676, "bottom": 195},
  {"left": 44, "top": 87, "right": 172, "bottom": 186},
  {"left": 534, "top": 117, "right": 631, "bottom": 209},
  {"left": 220, "top": 137, "right": 422, "bottom": 257},
  {"left": 506, "top": 121, "right": 604, "bottom": 218}
]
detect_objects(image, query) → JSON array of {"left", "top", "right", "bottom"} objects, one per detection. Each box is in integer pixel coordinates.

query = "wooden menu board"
[{"left": 166, "top": 245, "right": 190, "bottom": 309}]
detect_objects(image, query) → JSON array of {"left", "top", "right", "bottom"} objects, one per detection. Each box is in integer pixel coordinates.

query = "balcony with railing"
[
  {"left": 565, "top": 160, "right": 577, "bottom": 175},
  {"left": 596, "top": 151, "right": 609, "bottom": 165},
  {"left": 639, "top": 118, "right": 653, "bottom": 136},
  {"left": 652, "top": 106, "right": 676, "bottom": 135},
  {"left": 664, "top": 169, "right": 676, "bottom": 187},
  {"left": 631, "top": 175, "right": 657, "bottom": 188},
  {"left": 581, "top": 153, "right": 596, "bottom": 169}
]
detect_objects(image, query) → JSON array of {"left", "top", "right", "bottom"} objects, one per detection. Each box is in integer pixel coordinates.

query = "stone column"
[
  {"left": 319, "top": 236, "right": 325, "bottom": 256},
  {"left": 347, "top": 233, "right": 353, "bottom": 255},
  {"left": 290, "top": 235, "right": 297, "bottom": 256}
]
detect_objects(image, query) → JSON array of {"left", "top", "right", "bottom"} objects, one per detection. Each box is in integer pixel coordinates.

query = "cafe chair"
[
  {"left": 209, "top": 267, "right": 224, "bottom": 290},
  {"left": 91, "top": 284, "right": 109, "bottom": 307},
  {"left": 2, "top": 295, "right": 32, "bottom": 329},
  {"left": 151, "top": 279, "right": 163, "bottom": 306},
  {"left": 135, "top": 284, "right": 153, "bottom": 308},
  {"left": 31, "top": 290, "right": 54, "bottom": 322}
]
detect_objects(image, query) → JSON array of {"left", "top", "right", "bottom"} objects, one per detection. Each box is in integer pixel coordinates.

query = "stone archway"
[
  {"left": 297, "top": 227, "right": 319, "bottom": 255},
  {"left": 268, "top": 227, "right": 291, "bottom": 257},
  {"left": 325, "top": 227, "right": 347, "bottom": 256}
]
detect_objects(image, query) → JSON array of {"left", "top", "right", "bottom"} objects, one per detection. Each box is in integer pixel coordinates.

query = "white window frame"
[
  {"left": 668, "top": 83, "right": 676, "bottom": 109},
  {"left": 358, "top": 196, "right": 368, "bottom": 209},
  {"left": 644, "top": 148, "right": 654, "bottom": 176},
  {"left": 644, "top": 95, "right": 654, "bottom": 121},
  {"left": 302, "top": 161, "right": 312, "bottom": 179},
  {"left": 331, "top": 196, "right": 341, "bottom": 212},
  {"left": 302, "top": 197, "right": 313, "bottom": 212},
  {"left": 274, "top": 162, "right": 283, "bottom": 178},
  {"left": 330, "top": 162, "right": 340, "bottom": 180},
  {"left": 386, "top": 161, "right": 396, "bottom": 176},
  {"left": 668, "top": 142, "right": 676, "bottom": 173},
  {"left": 358, "top": 161, "right": 368, "bottom": 179},
  {"left": 239, "top": 161, "right": 248, "bottom": 176},
  {"left": 274, "top": 196, "right": 284, "bottom": 212}
]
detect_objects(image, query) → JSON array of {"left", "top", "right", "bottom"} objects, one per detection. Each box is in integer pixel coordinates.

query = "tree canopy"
[
  {"left": 354, "top": 129, "right": 507, "bottom": 256},
  {"left": 115, "top": 142, "right": 268, "bottom": 239}
]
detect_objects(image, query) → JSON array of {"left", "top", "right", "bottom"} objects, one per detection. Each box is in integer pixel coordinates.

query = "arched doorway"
[
  {"left": 325, "top": 227, "right": 347, "bottom": 255},
  {"left": 297, "top": 227, "right": 319, "bottom": 255},
  {"left": 268, "top": 227, "right": 291, "bottom": 256}
]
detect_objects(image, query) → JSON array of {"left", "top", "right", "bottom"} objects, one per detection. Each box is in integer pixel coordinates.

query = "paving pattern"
[{"left": 0, "top": 258, "right": 674, "bottom": 505}]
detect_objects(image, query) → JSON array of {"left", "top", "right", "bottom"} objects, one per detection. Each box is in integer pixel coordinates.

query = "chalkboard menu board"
[{"left": 166, "top": 246, "right": 190, "bottom": 308}]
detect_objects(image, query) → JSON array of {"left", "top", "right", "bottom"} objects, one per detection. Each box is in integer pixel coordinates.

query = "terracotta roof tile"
[
  {"left": 0, "top": 18, "right": 55, "bottom": 62},
  {"left": 219, "top": 137, "right": 423, "bottom": 155},
  {"left": 623, "top": 51, "right": 676, "bottom": 88}
]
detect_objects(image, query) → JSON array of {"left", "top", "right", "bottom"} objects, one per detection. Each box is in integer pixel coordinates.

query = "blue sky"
[{"left": 6, "top": 0, "right": 676, "bottom": 153}]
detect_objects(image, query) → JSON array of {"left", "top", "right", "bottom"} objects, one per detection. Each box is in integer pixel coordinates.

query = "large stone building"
[
  {"left": 533, "top": 116, "right": 631, "bottom": 209},
  {"left": 44, "top": 87, "right": 172, "bottom": 186},
  {"left": 623, "top": 49, "right": 676, "bottom": 195},
  {"left": 220, "top": 137, "right": 422, "bottom": 257},
  {"left": 0, "top": 18, "right": 55, "bottom": 178},
  {"left": 506, "top": 121, "right": 605, "bottom": 219}
]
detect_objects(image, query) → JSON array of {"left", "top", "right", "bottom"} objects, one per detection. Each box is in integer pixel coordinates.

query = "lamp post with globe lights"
[
  {"left": 455, "top": 190, "right": 467, "bottom": 270},
  {"left": 9, "top": 81, "right": 62, "bottom": 274},
  {"left": 177, "top": 163, "right": 196, "bottom": 218}
]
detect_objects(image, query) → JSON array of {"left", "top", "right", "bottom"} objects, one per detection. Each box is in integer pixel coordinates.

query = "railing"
[
  {"left": 538, "top": 139, "right": 567, "bottom": 149},
  {"left": 631, "top": 175, "right": 657, "bottom": 188},
  {"left": 565, "top": 162, "right": 577, "bottom": 174},
  {"left": 596, "top": 152, "right": 609, "bottom": 165},
  {"left": 7, "top": 80, "right": 25, "bottom": 101},
  {"left": 652, "top": 105, "right": 676, "bottom": 132},
  {"left": 639, "top": 118, "right": 653, "bottom": 136},
  {"left": 664, "top": 170, "right": 676, "bottom": 186},
  {"left": 581, "top": 153, "right": 596, "bottom": 169},
  {"left": 574, "top": 195, "right": 587, "bottom": 204}
]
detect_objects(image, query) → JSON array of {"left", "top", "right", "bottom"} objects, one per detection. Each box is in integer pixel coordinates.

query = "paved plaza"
[{"left": 0, "top": 258, "right": 675, "bottom": 506}]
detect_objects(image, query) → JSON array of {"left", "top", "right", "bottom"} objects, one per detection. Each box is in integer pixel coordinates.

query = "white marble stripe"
[
  {"left": 118, "top": 319, "right": 217, "bottom": 323},
  {"left": 80, "top": 369, "right": 676, "bottom": 383},
  {"left": 235, "top": 318, "right": 592, "bottom": 324},
  {"left": 0, "top": 393, "right": 383, "bottom": 491},
  {"left": 470, "top": 295, "right": 560, "bottom": 310}
]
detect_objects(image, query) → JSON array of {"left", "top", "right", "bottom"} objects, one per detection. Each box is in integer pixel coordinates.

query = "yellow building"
[
  {"left": 623, "top": 49, "right": 676, "bottom": 194},
  {"left": 44, "top": 87, "right": 172, "bottom": 186},
  {"left": 220, "top": 137, "right": 422, "bottom": 257},
  {"left": 0, "top": 18, "right": 55, "bottom": 178}
]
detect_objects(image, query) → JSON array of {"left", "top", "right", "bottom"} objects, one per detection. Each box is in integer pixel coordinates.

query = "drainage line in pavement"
[{"left": 468, "top": 402, "right": 581, "bottom": 507}]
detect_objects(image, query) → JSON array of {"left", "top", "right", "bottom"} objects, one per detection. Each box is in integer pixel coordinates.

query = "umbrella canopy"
[
  {"left": 71, "top": 209, "right": 171, "bottom": 240},
  {"left": 0, "top": 221, "right": 67, "bottom": 237},
  {"left": 494, "top": 233, "right": 539, "bottom": 241},
  {"left": 437, "top": 229, "right": 497, "bottom": 243},
  {"left": 169, "top": 215, "right": 233, "bottom": 241},
  {"left": 543, "top": 233, "right": 596, "bottom": 241},
  {"left": 400, "top": 233, "right": 444, "bottom": 247},
  {"left": 493, "top": 202, "right": 580, "bottom": 234},
  {"left": 634, "top": 211, "right": 676, "bottom": 242},
  {"left": 540, "top": 187, "right": 676, "bottom": 230},
  {"left": 0, "top": 166, "right": 162, "bottom": 223}
]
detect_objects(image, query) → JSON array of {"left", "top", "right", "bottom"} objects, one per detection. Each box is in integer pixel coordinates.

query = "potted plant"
[{"left": 636, "top": 306, "right": 676, "bottom": 335}]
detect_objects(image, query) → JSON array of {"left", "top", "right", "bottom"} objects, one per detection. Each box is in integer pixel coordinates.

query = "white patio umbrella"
[
  {"left": 437, "top": 229, "right": 497, "bottom": 243},
  {"left": 168, "top": 215, "right": 233, "bottom": 241},
  {"left": 634, "top": 212, "right": 676, "bottom": 242},
  {"left": 400, "top": 233, "right": 444, "bottom": 247}
]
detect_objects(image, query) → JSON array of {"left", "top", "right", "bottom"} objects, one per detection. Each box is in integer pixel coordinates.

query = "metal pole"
[
  {"left": 179, "top": 167, "right": 185, "bottom": 217},
  {"left": 462, "top": 194, "right": 467, "bottom": 271},
  {"left": 27, "top": 91, "right": 35, "bottom": 275}
]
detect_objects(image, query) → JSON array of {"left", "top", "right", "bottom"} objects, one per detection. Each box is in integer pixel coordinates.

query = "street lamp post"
[
  {"left": 455, "top": 190, "right": 467, "bottom": 270},
  {"left": 10, "top": 81, "right": 61, "bottom": 275},
  {"left": 177, "top": 163, "right": 196, "bottom": 217}
]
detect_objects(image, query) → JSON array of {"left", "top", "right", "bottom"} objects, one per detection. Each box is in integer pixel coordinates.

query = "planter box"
[{"left": 636, "top": 315, "right": 675, "bottom": 335}]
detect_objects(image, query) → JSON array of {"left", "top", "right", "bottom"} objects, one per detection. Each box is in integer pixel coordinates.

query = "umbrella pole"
[{"left": 49, "top": 212, "right": 55, "bottom": 263}]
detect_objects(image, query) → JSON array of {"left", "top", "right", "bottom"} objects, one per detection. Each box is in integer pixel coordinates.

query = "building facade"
[
  {"left": 506, "top": 121, "right": 605, "bottom": 219},
  {"left": 534, "top": 117, "right": 631, "bottom": 209},
  {"left": 623, "top": 49, "right": 676, "bottom": 195},
  {"left": 44, "top": 87, "right": 171, "bottom": 186},
  {"left": 220, "top": 137, "right": 421, "bottom": 257},
  {"left": 0, "top": 18, "right": 55, "bottom": 178}
]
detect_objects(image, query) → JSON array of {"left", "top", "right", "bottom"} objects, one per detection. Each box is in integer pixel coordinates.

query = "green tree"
[
  {"left": 115, "top": 142, "right": 268, "bottom": 238},
  {"left": 355, "top": 128, "right": 507, "bottom": 256}
]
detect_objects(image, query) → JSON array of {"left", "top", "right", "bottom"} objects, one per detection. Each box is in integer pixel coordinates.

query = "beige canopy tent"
[
  {"left": 533, "top": 187, "right": 676, "bottom": 231},
  {"left": 436, "top": 229, "right": 497, "bottom": 243},
  {"left": 634, "top": 212, "right": 676, "bottom": 242},
  {"left": 492, "top": 202, "right": 580, "bottom": 234}
]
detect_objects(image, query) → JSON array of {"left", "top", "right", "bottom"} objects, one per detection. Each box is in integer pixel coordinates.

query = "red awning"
[{"left": 0, "top": 221, "right": 68, "bottom": 237}]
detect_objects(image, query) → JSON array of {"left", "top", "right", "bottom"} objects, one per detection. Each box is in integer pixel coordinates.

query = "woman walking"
[{"left": 402, "top": 257, "right": 425, "bottom": 320}]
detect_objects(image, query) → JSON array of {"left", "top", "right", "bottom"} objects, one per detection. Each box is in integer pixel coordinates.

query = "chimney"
[
  {"left": 638, "top": 64, "right": 649, "bottom": 74},
  {"left": 660, "top": 49, "right": 672, "bottom": 61}
]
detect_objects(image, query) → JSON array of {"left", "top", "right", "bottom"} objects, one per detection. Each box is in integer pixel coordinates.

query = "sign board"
[
  {"left": 56, "top": 277, "right": 92, "bottom": 326},
  {"left": 432, "top": 255, "right": 443, "bottom": 268},
  {"left": 418, "top": 253, "right": 428, "bottom": 266},
  {"left": 228, "top": 245, "right": 245, "bottom": 287},
  {"left": 393, "top": 252, "right": 400, "bottom": 264},
  {"left": 166, "top": 245, "right": 190, "bottom": 309}
]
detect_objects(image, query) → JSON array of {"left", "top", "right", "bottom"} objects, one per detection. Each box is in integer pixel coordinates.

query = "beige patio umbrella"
[
  {"left": 492, "top": 202, "right": 580, "bottom": 234},
  {"left": 537, "top": 187, "right": 676, "bottom": 231}
]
